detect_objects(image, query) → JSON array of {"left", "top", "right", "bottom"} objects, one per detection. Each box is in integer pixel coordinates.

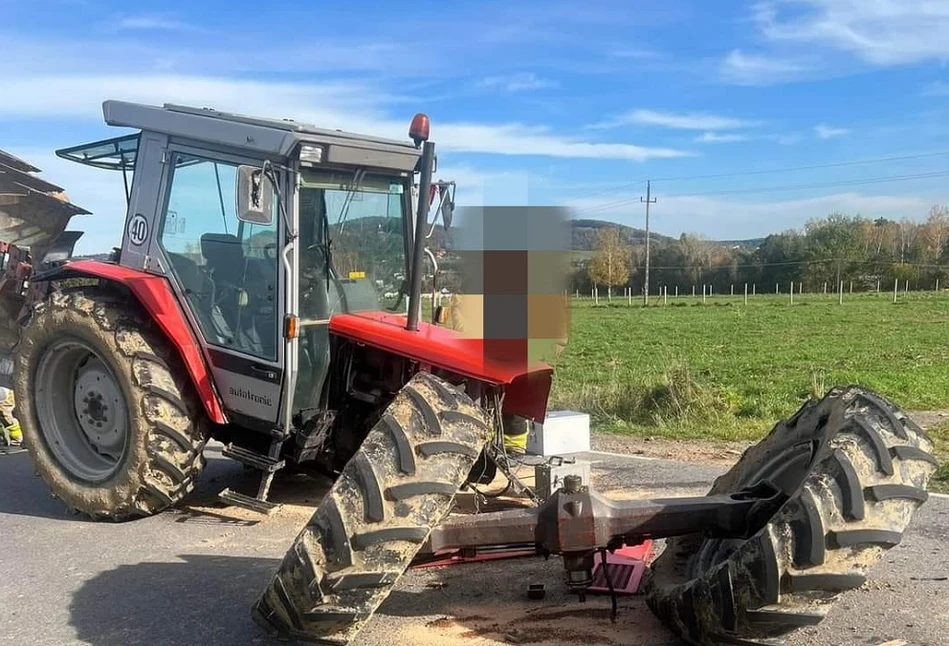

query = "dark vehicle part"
[
  {"left": 252, "top": 372, "right": 493, "bottom": 644},
  {"left": 527, "top": 583, "right": 546, "bottom": 600},
  {"left": 644, "top": 385, "right": 937, "bottom": 645},
  {"left": 425, "top": 475, "right": 788, "bottom": 588}
]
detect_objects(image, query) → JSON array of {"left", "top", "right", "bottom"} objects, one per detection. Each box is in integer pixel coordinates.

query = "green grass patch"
[
  {"left": 549, "top": 291, "right": 949, "bottom": 442},
  {"left": 926, "top": 422, "right": 949, "bottom": 494}
]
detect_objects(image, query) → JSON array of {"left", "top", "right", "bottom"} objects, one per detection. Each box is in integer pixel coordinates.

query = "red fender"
[
  {"left": 46, "top": 263, "right": 552, "bottom": 424},
  {"left": 329, "top": 312, "right": 553, "bottom": 422},
  {"left": 50, "top": 260, "right": 227, "bottom": 425}
]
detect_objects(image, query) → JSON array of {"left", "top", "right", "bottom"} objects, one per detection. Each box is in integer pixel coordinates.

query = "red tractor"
[{"left": 0, "top": 102, "right": 937, "bottom": 646}]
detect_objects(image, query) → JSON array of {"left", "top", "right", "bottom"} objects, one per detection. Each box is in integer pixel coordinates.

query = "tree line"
[{"left": 577, "top": 206, "right": 949, "bottom": 296}]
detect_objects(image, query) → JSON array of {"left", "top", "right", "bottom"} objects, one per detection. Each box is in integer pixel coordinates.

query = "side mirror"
[
  {"left": 440, "top": 197, "right": 454, "bottom": 230},
  {"left": 236, "top": 165, "right": 274, "bottom": 225}
]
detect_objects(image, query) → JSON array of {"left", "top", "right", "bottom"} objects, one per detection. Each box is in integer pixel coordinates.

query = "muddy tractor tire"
[
  {"left": 252, "top": 371, "right": 494, "bottom": 644},
  {"left": 643, "top": 385, "right": 938, "bottom": 646},
  {"left": 13, "top": 287, "right": 209, "bottom": 521}
]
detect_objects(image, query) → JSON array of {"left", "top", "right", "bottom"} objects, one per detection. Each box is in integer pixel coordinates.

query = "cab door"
[{"left": 154, "top": 146, "right": 285, "bottom": 426}]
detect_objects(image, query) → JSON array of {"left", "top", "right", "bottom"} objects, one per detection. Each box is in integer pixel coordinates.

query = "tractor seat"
[{"left": 200, "top": 233, "right": 245, "bottom": 285}]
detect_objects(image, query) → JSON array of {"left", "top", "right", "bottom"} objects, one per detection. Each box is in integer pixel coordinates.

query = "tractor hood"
[{"left": 329, "top": 311, "right": 554, "bottom": 422}]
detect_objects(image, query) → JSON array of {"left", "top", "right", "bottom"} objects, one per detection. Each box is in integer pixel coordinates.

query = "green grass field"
[{"left": 547, "top": 291, "right": 949, "bottom": 443}]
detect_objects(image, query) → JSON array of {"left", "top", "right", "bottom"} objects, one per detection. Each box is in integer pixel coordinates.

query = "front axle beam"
[{"left": 425, "top": 477, "right": 787, "bottom": 557}]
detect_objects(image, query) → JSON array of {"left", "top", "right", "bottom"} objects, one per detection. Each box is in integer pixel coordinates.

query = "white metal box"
[{"left": 527, "top": 410, "right": 591, "bottom": 456}]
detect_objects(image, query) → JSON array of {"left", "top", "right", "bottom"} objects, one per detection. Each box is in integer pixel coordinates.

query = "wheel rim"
[
  {"left": 33, "top": 338, "right": 130, "bottom": 483},
  {"left": 690, "top": 440, "right": 816, "bottom": 575}
]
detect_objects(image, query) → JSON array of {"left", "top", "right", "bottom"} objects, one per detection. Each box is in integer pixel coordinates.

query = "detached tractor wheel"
[
  {"left": 13, "top": 288, "right": 209, "bottom": 521},
  {"left": 643, "top": 385, "right": 938, "bottom": 646},
  {"left": 252, "top": 371, "right": 493, "bottom": 644}
]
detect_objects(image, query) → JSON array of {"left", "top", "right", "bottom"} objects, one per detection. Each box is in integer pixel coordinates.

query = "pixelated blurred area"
[{"left": 449, "top": 207, "right": 572, "bottom": 369}]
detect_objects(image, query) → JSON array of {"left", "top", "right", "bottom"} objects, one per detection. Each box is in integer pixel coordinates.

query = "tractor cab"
[
  {"left": 51, "top": 102, "right": 458, "bottom": 434},
  {"left": 5, "top": 97, "right": 552, "bottom": 522}
]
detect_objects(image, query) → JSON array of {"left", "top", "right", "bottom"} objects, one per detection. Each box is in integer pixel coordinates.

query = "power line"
[
  {"left": 669, "top": 170, "right": 949, "bottom": 198},
  {"left": 574, "top": 169, "right": 949, "bottom": 217},
  {"left": 563, "top": 149, "right": 949, "bottom": 203},
  {"left": 652, "top": 150, "right": 949, "bottom": 183}
]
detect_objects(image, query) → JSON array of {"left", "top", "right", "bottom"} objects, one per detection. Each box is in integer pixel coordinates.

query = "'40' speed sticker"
[{"left": 127, "top": 214, "right": 148, "bottom": 246}]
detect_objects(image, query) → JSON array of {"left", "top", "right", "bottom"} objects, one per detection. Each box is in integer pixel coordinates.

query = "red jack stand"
[{"left": 586, "top": 541, "right": 654, "bottom": 595}]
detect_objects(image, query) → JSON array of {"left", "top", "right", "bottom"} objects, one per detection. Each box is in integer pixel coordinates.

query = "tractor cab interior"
[
  {"left": 157, "top": 153, "right": 280, "bottom": 363},
  {"left": 289, "top": 171, "right": 412, "bottom": 420},
  {"left": 197, "top": 232, "right": 278, "bottom": 360}
]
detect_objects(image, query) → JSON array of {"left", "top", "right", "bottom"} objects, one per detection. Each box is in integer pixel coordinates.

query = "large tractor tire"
[
  {"left": 252, "top": 371, "right": 493, "bottom": 644},
  {"left": 13, "top": 287, "right": 209, "bottom": 521},
  {"left": 644, "top": 385, "right": 938, "bottom": 645}
]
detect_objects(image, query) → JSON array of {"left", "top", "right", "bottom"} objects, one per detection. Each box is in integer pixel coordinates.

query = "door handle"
[{"left": 249, "top": 364, "right": 278, "bottom": 380}]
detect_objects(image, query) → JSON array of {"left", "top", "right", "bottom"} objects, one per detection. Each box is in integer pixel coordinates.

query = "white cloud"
[
  {"left": 478, "top": 73, "right": 558, "bottom": 92},
  {"left": 719, "top": 49, "right": 816, "bottom": 85},
  {"left": 814, "top": 123, "right": 850, "bottom": 139},
  {"left": 751, "top": 0, "right": 949, "bottom": 67},
  {"left": 0, "top": 33, "right": 424, "bottom": 78},
  {"left": 773, "top": 133, "right": 804, "bottom": 146},
  {"left": 435, "top": 165, "right": 551, "bottom": 207},
  {"left": 610, "top": 47, "right": 663, "bottom": 60},
  {"left": 566, "top": 190, "right": 942, "bottom": 239},
  {"left": 0, "top": 74, "right": 693, "bottom": 162},
  {"left": 695, "top": 132, "right": 749, "bottom": 143},
  {"left": 436, "top": 123, "right": 693, "bottom": 160},
  {"left": 0, "top": 75, "right": 382, "bottom": 121},
  {"left": 113, "top": 16, "right": 198, "bottom": 32},
  {"left": 592, "top": 109, "right": 761, "bottom": 131}
]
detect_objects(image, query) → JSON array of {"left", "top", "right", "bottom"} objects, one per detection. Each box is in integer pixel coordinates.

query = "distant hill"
[
  {"left": 716, "top": 237, "right": 766, "bottom": 249},
  {"left": 569, "top": 219, "right": 674, "bottom": 251},
  {"left": 567, "top": 219, "right": 760, "bottom": 252}
]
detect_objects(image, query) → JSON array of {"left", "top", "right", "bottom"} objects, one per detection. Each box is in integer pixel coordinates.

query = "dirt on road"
[{"left": 592, "top": 410, "right": 949, "bottom": 466}]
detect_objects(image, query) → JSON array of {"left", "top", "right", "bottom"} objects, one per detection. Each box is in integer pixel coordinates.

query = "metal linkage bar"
[{"left": 426, "top": 477, "right": 787, "bottom": 556}]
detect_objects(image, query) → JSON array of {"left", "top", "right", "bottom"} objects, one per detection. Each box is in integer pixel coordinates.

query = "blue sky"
[{"left": 4, "top": 0, "right": 949, "bottom": 253}]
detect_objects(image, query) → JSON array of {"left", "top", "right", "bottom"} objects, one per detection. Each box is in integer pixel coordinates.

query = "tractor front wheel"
[
  {"left": 13, "top": 287, "right": 209, "bottom": 521},
  {"left": 252, "top": 371, "right": 493, "bottom": 644},
  {"left": 643, "top": 385, "right": 938, "bottom": 645}
]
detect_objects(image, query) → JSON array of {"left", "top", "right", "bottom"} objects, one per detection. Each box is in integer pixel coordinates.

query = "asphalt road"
[{"left": 1, "top": 445, "right": 947, "bottom": 646}]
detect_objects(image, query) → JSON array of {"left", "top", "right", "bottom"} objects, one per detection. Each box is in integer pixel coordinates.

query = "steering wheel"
[
  {"left": 212, "top": 281, "right": 243, "bottom": 315},
  {"left": 301, "top": 243, "right": 351, "bottom": 316}
]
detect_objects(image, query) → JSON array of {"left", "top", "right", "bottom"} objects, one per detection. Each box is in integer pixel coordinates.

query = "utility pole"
[{"left": 641, "top": 180, "right": 657, "bottom": 305}]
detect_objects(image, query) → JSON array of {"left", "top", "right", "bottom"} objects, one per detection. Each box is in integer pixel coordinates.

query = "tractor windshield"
[{"left": 297, "top": 169, "right": 410, "bottom": 320}]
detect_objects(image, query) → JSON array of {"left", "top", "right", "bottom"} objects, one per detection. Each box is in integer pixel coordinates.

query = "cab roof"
[{"left": 93, "top": 100, "right": 423, "bottom": 172}]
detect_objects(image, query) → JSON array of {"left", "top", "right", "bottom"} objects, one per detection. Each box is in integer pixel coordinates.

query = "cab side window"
[{"left": 159, "top": 153, "right": 279, "bottom": 361}]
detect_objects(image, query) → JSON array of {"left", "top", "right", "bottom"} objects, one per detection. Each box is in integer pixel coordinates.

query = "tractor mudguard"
[
  {"left": 329, "top": 311, "right": 553, "bottom": 422},
  {"left": 29, "top": 259, "right": 227, "bottom": 425}
]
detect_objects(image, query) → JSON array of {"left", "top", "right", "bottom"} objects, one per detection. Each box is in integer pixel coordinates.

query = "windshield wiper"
[
  {"left": 336, "top": 168, "right": 366, "bottom": 235},
  {"left": 320, "top": 190, "right": 332, "bottom": 292}
]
